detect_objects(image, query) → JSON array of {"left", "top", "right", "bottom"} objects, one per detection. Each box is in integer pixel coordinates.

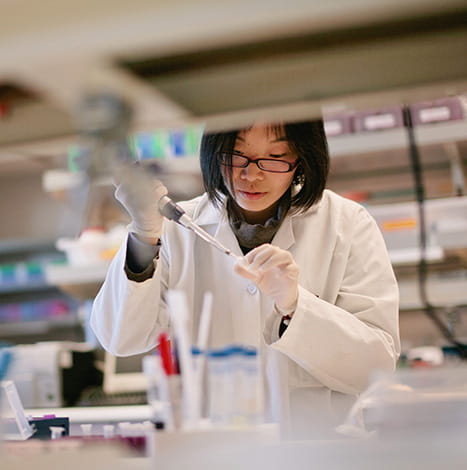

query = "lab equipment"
[
  {"left": 159, "top": 195, "right": 242, "bottom": 262},
  {"left": 103, "top": 424, "right": 115, "bottom": 438},
  {"left": 159, "top": 196, "right": 260, "bottom": 282},
  {"left": 49, "top": 426, "right": 65, "bottom": 439},
  {"left": 166, "top": 290, "right": 198, "bottom": 429},
  {"left": 102, "top": 350, "right": 151, "bottom": 395},
  {"left": 240, "top": 347, "right": 264, "bottom": 426},
  {"left": 0, "top": 348, "right": 12, "bottom": 381},
  {"left": 338, "top": 366, "right": 467, "bottom": 439},
  {"left": 0, "top": 380, "right": 34, "bottom": 440},
  {"left": 29, "top": 415, "right": 70, "bottom": 440},
  {"left": 80, "top": 423, "right": 93, "bottom": 436},
  {"left": 3, "top": 342, "right": 99, "bottom": 409},
  {"left": 3, "top": 343, "right": 63, "bottom": 408},
  {"left": 77, "top": 387, "right": 147, "bottom": 407},
  {"left": 158, "top": 332, "right": 175, "bottom": 376},
  {"left": 193, "top": 292, "right": 213, "bottom": 423},
  {"left": 197, "top": 292, "right": 213, "bottom": 352},
  {"left": 142, "top": 354, "right": 170, "bottom": 430},
  {"left": 205, "top": 345, "right": 265, "bottom": 428},
  {"left": 207, "top": 348, "right": 234, "bottom": 427}
]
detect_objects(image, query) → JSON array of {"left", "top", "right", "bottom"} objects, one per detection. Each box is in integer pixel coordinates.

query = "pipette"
[{"left": 158, "top": 195, "right": 244, "bottom": 263}]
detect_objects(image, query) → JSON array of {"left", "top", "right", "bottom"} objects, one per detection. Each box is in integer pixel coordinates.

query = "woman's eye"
[{"left": 269, "top": 153, "right": 287, "bottom": 158}]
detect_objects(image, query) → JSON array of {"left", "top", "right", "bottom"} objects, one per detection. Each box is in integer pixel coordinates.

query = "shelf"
[
  {"left": 0, "top": 281, "right": 55, "bottom": 295},
  {"left": 388, "top": 247, "right": 444, "bottom": 266},
  {"left": 0, "top": 316, "right": 80, "bottom": 337},
  {"left": 0, "top": 238, "right": 57, "bottom": 256},
  {"left": 45, "top": 262, "right": 110, "bottom": 285},
  {"left": 399, "top": 275, "right": 467, "bottom": 310},
  {"left": 44, "top": 262, "right": 110, "bottom": 300},
  {"left": 366, "top": 195, "right": 467, "bottom": 267},
  {"left": 328, "top": 128, "right": 408, "bottom": 157},
  {"left": 327, "top": 119, "right": 467, "bottom": 158},
  {"left": 415, "top": 120, "right": 467, "bottom": 146}
]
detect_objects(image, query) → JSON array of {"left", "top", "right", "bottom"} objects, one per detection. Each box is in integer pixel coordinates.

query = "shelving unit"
[
  {"left": 0, "top": 238, "right": 80, "bottom": 341},
  {"left": 45, "top": 262, "right": 110, "bottom": 286},
  {"left": 44, "top": 262, "right": 110, "bottom": 301},
  {"left": 328, "top": 117, "right": 466, "bottom": 199},
  {"left": 327, "top": 115, "right": 467, "bottom": 317},
  {"left": 327, "top": 119, "right": 467, "bottom": 157},
  {"left": 0, "top": 316, "right": 80, "bottom": 337},
  {"left": 398, "top": 274, "right": 467, "bottom": 310}
]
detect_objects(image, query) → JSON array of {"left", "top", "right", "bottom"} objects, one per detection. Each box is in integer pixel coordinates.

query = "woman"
[{"left": 91, "top": 120, "right": 400, "bottom": 438}]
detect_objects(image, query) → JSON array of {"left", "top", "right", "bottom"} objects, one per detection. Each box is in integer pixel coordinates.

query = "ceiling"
[{"left": 0, "top": 0, "right": 466, "bottom": 171}]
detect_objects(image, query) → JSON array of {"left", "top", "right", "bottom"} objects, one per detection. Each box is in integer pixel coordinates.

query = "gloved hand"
[
  {"left": 114, "top": 166, "right": 168, "bottom": 240},
  {"left": 234, "top": 244, "right": 299, "bottom": 312}
]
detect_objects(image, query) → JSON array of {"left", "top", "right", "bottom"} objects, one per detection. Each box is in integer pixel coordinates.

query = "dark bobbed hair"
[{"left": 199, "top": 119, "right": 329, "bottom": 214}]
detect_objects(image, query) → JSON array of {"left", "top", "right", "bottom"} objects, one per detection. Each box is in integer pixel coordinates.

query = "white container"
[{"left": 56, "top": 228, "right": 107, "bottom": 266}]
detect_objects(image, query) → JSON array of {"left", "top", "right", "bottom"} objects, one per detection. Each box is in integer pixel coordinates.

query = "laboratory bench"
[
  {"left": 4, "top": 428, "right": 467, "bottom": 470},
  {"left": 8, "top": 364, "right": 467, "bottom": 469}
]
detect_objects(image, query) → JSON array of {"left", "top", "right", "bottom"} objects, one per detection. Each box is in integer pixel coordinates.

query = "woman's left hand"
[{"left": 234, "top": 244, "right": 299, "bottom": 312}]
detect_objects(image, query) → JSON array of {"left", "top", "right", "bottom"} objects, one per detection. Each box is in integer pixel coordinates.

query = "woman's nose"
[{"left": 240, "top": 161, "right": 263, "bottom": 180}]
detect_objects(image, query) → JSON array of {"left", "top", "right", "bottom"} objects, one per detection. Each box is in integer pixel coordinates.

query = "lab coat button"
[{"left": 247, "top": 283, "right": 257, "bottom": 295}]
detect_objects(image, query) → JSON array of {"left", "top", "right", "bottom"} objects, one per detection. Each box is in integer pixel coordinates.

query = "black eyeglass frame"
[{"left": 219, "top": 152, "right": 299, "bottom": 173}]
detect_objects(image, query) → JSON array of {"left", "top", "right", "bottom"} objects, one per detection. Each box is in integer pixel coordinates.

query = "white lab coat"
[{"left": 91, "top": 189, "right": 400, "bottom": 438}]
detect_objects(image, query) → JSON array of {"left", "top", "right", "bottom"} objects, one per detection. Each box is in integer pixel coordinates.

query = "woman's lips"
[{"left": 238, "top": 190, "right": 267, "bottom": 200}]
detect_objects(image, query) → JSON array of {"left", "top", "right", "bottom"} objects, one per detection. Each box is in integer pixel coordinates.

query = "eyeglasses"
[{"left": 219, "top": 152, "right": 298, "bottom": 173}]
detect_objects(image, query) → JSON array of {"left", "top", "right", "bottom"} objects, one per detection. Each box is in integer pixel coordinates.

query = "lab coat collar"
[
  {"left": 191, "top": 193, "right": 226, "bottom": 226},
  {"left": 191, "top": 193, "right": 243, "bottom": 256},
  {"left": 190, "top": 191, "right": 324, "bottom": 253},
  {"left": 272, "top": 213, "right": 295, "bottom": 250},
  {"left": 269, "top": 194, "right": 324, "bottom": 250}
]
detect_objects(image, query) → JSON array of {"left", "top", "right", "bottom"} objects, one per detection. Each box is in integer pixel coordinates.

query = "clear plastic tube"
[
  {"left": 50, "top": 426, "right": 65, "bottom": 439},
  {"left": 103, "top": 424, "right": 115, "bottom": 438},
  {"left": 80, "top": 423, "right": 93, "bottom": 436},
  {"left": 142, "top": 354, "right": 170, "bottom": 430},
  {"left": 207, "top": 348, "right": 234, "bottom": 426},
  {"left": 240, "top": 347, "right": 264, "bottom": 426}
]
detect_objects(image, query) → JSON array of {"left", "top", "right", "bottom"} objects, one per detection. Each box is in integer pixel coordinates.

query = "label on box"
[
  {"left": 324, "top": 120, "right": 343, "bottom": 136},
  {"left": 364, "top": 114, "right": 396, "bottom": 130},
  {"left": 419, "top": 106, "right": 451, "bottom": 123}
]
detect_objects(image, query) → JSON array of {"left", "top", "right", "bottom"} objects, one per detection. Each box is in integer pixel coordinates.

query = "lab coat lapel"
[
  {"left": 272, "top": 214, "right": 296, "bottom": 251},
  {"left": 214, "top": 211, "right": 244, "bottom": 257},
  {"left": 192, "top": 197, "right": 243, "bottom": 257}
]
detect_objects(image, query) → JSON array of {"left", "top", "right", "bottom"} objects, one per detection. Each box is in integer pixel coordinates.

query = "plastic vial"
[
  {"left": 103, "top": 424, "right": 115, "bottom": 439},
  {"left": 80, "top": 423, "right": 93, "bottom": 436},
  {"left": 142, "top": 355, "right": 168, "bottom": 430},
  {"left": 228, "top": 345, "right": 246, "bottom": 426},
  {"left": 207, "top": 347, "right": 233, "bottom": 426},
  {"left": 191, "top": 346, "right": 204, "bottom": 426},
  {"left": 118, "top": 421, "right": 131, "bottom": 437},
  {"left": 241, "top": 346, "right": 264, "bottom": 426},
  {"left": 49, "top": 426, "right": 65, "bottom": 440}
]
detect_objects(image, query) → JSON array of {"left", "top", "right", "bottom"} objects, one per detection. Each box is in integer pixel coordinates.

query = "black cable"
[{"left": 402, "top": 105, "right": 467, "bottom": 359}]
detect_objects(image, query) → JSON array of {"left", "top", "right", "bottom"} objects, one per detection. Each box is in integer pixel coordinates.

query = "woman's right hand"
[{"left": 114, "top": 166, "right": 168, "bottom": 241}]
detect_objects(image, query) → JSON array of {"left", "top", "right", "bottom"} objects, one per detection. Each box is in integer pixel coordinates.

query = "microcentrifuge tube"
[
  {"left": 80, "top": 423, "right": 93, "bottom": 436},
  {"left": 103, "top": 424, "right": 115, "bottom": 438},
  {"left": 49, "top": 426, "right": 65, "bottom": 440}
]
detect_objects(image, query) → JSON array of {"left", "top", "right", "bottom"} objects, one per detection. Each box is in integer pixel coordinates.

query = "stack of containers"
[{"left": 207, "top": 345, "right": 264, "bottom": 428}]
